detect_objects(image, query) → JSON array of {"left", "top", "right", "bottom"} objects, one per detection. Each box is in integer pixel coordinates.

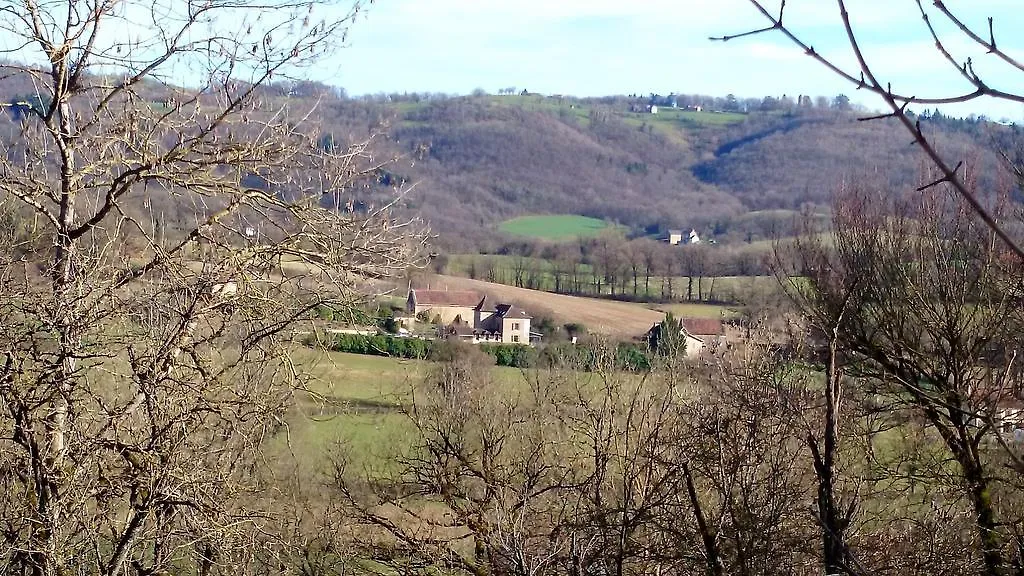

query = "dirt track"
[{"left": 424, "top": 275, "right": 665, "bottom": 338}]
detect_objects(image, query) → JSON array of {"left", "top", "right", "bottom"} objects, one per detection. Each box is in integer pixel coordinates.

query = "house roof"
[
  {"left": 681, "top": 318, "right": 723, "bottom": 336},
  {"left": 495, "top": 303, "right": 532, "bottom": 319},
  {"left": 412, "top": 289, "right": 483, "bottom": 308},
  {"left": 1001, "top": 400, "right": 1024, "bottom": 411}
]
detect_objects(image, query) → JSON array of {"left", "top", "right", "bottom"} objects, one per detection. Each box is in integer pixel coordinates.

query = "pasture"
[
  {"left": 625, "top": 107, "right": 747, "bottom": 128},
  {"left": 270, "top": 349, "right": 529, "bottom": 477},
  {"left": 498, "top": 215, "right": 617, "bottom": 240}
]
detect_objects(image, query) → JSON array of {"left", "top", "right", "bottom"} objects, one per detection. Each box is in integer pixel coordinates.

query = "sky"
[
  {"left": 2, "top": 0, "right": 1023, "bottom": 120},
  {"left": 322, "top": 0, "right": 1024, "bottom": 120}
]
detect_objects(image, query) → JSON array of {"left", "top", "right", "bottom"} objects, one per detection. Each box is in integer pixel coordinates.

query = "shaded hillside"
[
  {"left": 2, "top": 69, "right": 1017, "bottom": 251},
  {"left": 317, "top": 95, "right": 1020, "bottom": 249},
  {"left": 322, "top": 96, "right": 744, "bottom": 249},
  {"left": 692, "top": 112, "right": 1014, "bottom": 210}
]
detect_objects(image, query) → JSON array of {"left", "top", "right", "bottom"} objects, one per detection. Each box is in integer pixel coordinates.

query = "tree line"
[{"left": 437, "top": 236, "right": 779, "bottom": 304}]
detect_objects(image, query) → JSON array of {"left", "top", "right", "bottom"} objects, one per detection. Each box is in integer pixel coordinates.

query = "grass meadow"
[
  {"left": 269, "top": 349, "right": 529, "bottom": 478},
  {"left": 498, "top": 215, "right": 618, "bottom": 240}
]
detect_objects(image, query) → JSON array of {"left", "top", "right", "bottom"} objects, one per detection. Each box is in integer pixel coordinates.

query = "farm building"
[
  {"left": 407, "top": 289, "right": 482, "bottom": 325},
  {"left": 474, "top": 300, "right": 533, "bottom": 344},
  {"left": 407, "top": 289, "right": 536, "bottom": 345},
  {"left": 665, "top": 228, "right": 701, "bottom": 245},
  {"left": 645, "top": 317, "right": 725, "bottom": 359}
]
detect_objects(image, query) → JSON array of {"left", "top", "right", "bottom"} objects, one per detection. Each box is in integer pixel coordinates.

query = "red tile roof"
[
  {"left": 412, "top": 289, "right": 483, "bottom": 308},
  {"left": 682, "top": 318, "right": 723, "bottom": 336}
]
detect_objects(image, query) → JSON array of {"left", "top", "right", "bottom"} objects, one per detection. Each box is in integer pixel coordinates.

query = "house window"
[
  {"left": 512, "top": 335, "right": 520, "bottom": 343},
  {"left": 512, "top": 322, "right": 520, "bottom": 331}
]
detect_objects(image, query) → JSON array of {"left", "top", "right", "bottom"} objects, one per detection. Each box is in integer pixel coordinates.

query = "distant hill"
[
  {"left": 316, "top": 93, "right": 1018, "bottom": 250},
  {"left": 1, "top": 72, "right": 1015, "bottom": 251}
]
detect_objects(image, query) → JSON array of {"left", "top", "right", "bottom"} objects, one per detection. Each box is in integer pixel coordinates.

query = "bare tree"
[
  {"left": 336, "top": 337, "right": 822, "bottom": 576},
  {"left": 637, "top": 239, "right": 661, "bottom": 298},
  {"left": 782, "top": 185, "right": 1024, "bottom": 575},
  {"left": 337, "top": 344, "right": 583, "bottom": 576},
  {"left": 551, "top": 245, "right": 571, "bottom": 294},
  {"left": 680, "top": 246, "right": 708, "bottom": 302},
  {"left": 512, "top": 249, "right": 529, "bottom": 288},
  {"left": 715, "top": 0, "right": 1024, "bottom": 260},
  {"left": 776, "top": 234, "right": 863, "bottom": 576},
  {"left": 485, "top": 256, "right": 499, "bottom": 284},
  {"left": 0, "top": 1, "right": 425, "bottom": 574}
]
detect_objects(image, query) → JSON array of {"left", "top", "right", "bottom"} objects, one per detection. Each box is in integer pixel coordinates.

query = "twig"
[
  {"left": 932, "top": 0, "right": 1024, "bottom": 74},
  {"left": 917, "top": 161, "right": 963, "bottom": 191},
  {"left": 716, "top": 0, "right": 1024, "bottom": 261}
]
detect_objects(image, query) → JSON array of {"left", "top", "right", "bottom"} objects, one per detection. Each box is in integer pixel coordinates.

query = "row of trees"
[
  {"left": 452, "top": 237, "right": 774, "bottom": 303},
  {"left": 713, "top": 92, "right": 855, "bottom": 113}
]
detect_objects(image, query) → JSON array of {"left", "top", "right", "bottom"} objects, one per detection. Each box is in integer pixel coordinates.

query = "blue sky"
[{"left": 324, "top": 0, "right": 1024, "bottom": 120}]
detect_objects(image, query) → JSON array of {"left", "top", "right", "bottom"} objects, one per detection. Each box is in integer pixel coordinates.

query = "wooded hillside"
[
  {"left": 1, "top": 73, "right": 1016, "bottom": 250},
  {"left": 317, "top": 92, "right": 1019, "bottom": 249}
]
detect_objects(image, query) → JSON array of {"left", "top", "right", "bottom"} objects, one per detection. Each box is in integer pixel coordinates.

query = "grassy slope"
[
  {"left": 498, "top": 215, "right": 613, "bottom": 240},
  {"left": 473, "top": 95, "right": 746, "bottom": 128},
  {"left": 272, "top": 349, "right": 528, "bottom": 477}
]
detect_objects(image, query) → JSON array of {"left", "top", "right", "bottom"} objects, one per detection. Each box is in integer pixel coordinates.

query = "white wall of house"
[
  {"left": 501, "top": 317, "right": 531, "bottom": 344},
  {"left": 683, "top": 334, "right": 704, "bottom": 359}
]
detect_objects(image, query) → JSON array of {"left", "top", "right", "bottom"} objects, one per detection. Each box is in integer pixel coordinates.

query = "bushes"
[
  {"left": 318, "top": 334, "right": 650, "bottom": 372},
  {"left": 538, "top": 341, "right": 652, "bottom": 372},
  {"left": 479, "top": 344, "right": 536, "bottom": 368},
  {"left": 325, "top": 334, "right": 534, "bottom": 367},
  {"left": 330, "top": 333, "right": 432, "bottom": 359}
]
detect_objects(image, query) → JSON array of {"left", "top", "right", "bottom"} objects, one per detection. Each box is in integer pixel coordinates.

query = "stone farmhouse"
[
  {"left": 406, "top": 289, "right": 536, "bottom": 345},
  {"left": 645, "top": 317, "right": 725, "bottom": 359}
]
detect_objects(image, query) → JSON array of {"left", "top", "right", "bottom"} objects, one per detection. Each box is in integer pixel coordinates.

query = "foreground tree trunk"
[
  {"left": 809, "top": 328, "right": 852, "bottom": 576},
  {"left": 784, "top": 185, "right": 1024, "bottom": 576},
  {"left": 0, "top": 1, "right": 425, "bottom": 573}
]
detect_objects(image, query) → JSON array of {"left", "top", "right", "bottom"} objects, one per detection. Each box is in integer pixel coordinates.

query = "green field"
[
  {"left": 499, "top": 215, "right": 616, "bottom": 240},
  {"left": 271, "top": 350, "right": 529, "bottom": 477},
  {"left": 624, "top": 107, "right": 747, "bottom": 128},
  {"left": 673, "top": 109, "right": 747, "bottom": 125}
]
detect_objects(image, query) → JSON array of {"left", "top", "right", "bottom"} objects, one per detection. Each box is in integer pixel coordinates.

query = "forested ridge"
[
  {"left": 324, "top": 92, "right": 1019, "bottom": 249},
  {"left": 0, "top": 71, "right": 1015, "bottom": 249}
]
